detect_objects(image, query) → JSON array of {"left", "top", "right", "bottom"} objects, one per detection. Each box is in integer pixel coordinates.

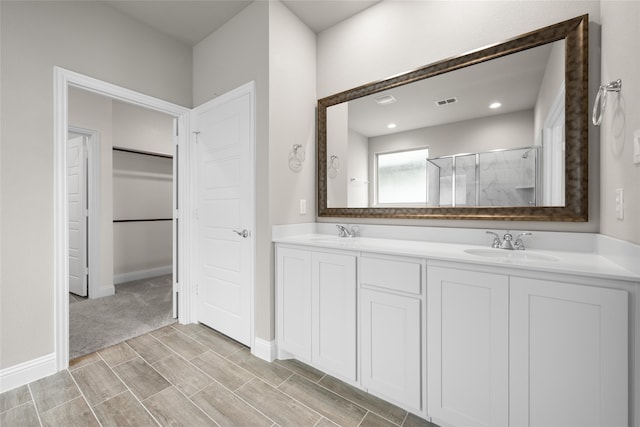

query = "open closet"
[{"left": 67, "top": 87, "right": 176, "bottom": 358}]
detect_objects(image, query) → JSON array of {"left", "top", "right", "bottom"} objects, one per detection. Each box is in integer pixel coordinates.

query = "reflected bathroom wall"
[{"left": 427, "top": 147, "right": 538, "bottom": 207}]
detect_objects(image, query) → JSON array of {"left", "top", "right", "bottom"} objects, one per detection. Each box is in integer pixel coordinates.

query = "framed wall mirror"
[{"left": 317, "top": 14, "right": 588, "bottom": 221}]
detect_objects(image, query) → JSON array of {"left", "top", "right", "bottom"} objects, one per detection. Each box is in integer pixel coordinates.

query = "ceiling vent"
[
  {"left": 435, "top": 97, "right": 458, "bottom": 106},
  {"left": 375, "top": 95, "right": 397, "bottom": 105}
]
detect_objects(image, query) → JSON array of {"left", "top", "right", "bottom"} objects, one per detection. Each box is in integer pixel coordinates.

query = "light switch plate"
[
  {"left": 634, "top": 130, "right": 640, "bottom": 164},
  {"left": 299, "top": 199, "right": 307, "bottom": 215}
]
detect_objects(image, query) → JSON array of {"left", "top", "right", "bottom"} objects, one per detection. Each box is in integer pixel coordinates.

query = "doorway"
[
  {"left": 54, "top": 67, "right": 257, "bottom": 370},
  {"left": 66, "top": 90, "right": 177, "bottom": 359},
  {"left": 54, "top": 68, "right": 192, "bottom": 370}
]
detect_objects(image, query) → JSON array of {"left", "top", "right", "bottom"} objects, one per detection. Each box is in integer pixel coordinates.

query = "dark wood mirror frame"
[{"left": 317, "top": 14, "right": 588, "bottom": 221}]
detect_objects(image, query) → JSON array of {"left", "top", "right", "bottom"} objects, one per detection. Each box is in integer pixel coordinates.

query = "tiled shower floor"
[{"left": 0, "top": 323, "right": 436, "bottom": 427}]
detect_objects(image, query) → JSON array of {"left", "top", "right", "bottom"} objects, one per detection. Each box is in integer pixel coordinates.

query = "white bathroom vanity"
[{"left": 274, "top": 224, "right": 639, "bottom": 427}]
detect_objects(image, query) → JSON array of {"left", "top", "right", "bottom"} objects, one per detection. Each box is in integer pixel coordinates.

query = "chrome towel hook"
[{"left": 592, "top": 79, "right": 622, "bottom": 127}]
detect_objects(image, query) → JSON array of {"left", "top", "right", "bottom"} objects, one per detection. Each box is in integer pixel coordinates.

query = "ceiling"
[
  {"left": 348, "top": 42, "right": 556, "bottom": 137},
  {"left": 104, "top": 0, "right": 381, "bottom": 46}
]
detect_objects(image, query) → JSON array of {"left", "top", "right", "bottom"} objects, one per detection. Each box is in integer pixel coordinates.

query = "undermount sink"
[
  {"left": 309, "top": 236, "right": 355, "bottom": 244},
  {"left": 464, "top": 248, "right": 558, "bottom": 262}
]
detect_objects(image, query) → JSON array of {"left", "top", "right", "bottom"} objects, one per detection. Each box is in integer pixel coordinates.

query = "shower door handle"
[{"left": 232, "top": 229, "right": 250, "bottom": 238}]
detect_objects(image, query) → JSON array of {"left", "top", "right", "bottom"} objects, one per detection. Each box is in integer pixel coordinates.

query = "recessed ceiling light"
[
  {"left": 489, "top": 102, "right": 502, "bottom": 109},
  {"left": 387, "top": 123, "right": 397, "bottom": 129},
  {"left": 375, "top": 95, "right": 397, "bottom": 105}
]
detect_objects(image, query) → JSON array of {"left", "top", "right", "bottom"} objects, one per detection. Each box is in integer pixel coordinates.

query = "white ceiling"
[
  {"left": 104, "top": 0, "right": 381, "bottom": 46},
  {"left": 348, "top": 42, "right": 556, "bottom": 137},
  {"left": 282, "top": 1, "right": 380, "bottom": 33}
]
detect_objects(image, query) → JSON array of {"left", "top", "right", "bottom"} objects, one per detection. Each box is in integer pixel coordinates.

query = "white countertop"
[{"left": 273, "top": 233, "right": 640, "bottom": 283}]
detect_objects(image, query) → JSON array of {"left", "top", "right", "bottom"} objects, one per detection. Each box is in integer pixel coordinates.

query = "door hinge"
[
  {"left": 193, "top": 131, "right": 200, "bottom": 143},
  {"left": 194, "top": 209, "right": 199, "bottom": 220},
  {"left": 175, "top": 291, "right": 179, "bottom": 318},
  {"left": 196, "top": 283, "right": 199, "bottom": 295}
]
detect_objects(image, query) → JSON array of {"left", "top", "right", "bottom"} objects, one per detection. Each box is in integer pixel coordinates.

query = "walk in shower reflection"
[{"left": 426, "top": 147, "right": 538, "bottom": 207}]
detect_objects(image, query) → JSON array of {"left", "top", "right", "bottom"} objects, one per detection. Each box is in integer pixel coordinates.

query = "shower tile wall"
[
  {"left": 478, "top": 150, "right": 536, "bottom": 206},
  {"left": 455, "top": 154, "right": 477, "bottom": 206}
]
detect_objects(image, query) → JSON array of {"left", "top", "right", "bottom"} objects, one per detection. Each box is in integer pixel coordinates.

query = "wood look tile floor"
[{"left": 0, "top": 324, "right": 438, "bottom": 427}]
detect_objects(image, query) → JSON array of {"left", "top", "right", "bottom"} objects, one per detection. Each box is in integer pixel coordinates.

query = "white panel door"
[
  {"left": 67, "top": 135, "right": 87, "bottom": 297},
  {"left": 427, "top": 266, "right": 509, "bottom": 427},
  {"left": 311, "top": 251, "right": 357, "bottom": 382},
  {"left": 510, "top": 277, "right": 628, "bottom": 427},
  {"left": 194, "top": 83, "right": 254, "bottom": 346}
]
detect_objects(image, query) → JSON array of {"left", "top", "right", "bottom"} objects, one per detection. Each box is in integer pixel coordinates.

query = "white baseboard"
[
  {"left": 91, "top": 284, "right": 115, "bottom": 299},
  {"left": 114, "top": 265, "right": 172, "bottom": 285},
  {"left": 277, "top": 347, "right": 295, "bottom": 361},
  {"left": 0, "top": 353, "right": 56, "bottom": 393},
  {"left": 252, "top": 337, "right": 276, "bottom": 362}
]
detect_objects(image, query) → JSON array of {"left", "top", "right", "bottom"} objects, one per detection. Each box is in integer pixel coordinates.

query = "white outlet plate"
[
  {"left": 299, "top": 199, "right": 307, "bottom": 215},
  {"left": 634, "top": 130, "right": 640, "bottom": 164}
]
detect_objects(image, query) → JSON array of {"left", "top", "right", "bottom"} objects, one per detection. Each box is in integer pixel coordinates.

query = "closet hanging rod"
[
  {"left": 113, "top": 147, "right": 173, "bottom": 159},
  {"left": 113, "top": 218, "right": 172, "bottom": 223}
]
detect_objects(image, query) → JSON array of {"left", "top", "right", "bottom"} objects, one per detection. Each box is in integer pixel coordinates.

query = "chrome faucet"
[
  {"left": 500, "top": 231, "right": 515, "bottom": 250},
  {"left": 336, "top": 224, "right": 358, "bottom": 238},
  {"left": 486, "top": 230, "right": 531, "bottom": 250}
]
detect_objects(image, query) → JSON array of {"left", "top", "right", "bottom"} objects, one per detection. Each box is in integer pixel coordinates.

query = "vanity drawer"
[{"left": 360, "top": 255, "right": 422, "bottom": 294}]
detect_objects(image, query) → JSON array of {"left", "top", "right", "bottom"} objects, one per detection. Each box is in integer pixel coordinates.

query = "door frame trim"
[{"left": 53, "top": 67, "right": 193, "bottom": 370}]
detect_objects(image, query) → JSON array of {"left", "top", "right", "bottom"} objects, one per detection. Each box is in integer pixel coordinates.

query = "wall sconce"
[
  {"left": 288, "top": 144, "right": 305, "bottom": 172},
  {"left": 328, "top": 155, "right": 340, "bottom": 179}
]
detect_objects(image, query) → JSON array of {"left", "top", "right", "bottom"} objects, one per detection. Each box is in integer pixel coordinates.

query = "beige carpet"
[{"left": 69, "top": 274, "right": 174, "bottom": 359}]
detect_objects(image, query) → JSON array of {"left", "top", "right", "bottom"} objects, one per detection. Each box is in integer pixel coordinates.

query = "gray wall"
[
  {"left": 112, "top": 101, "right": 173, "bottom": 279},
  {"left": 317, "top": 1, "right": 603, "bottom": 234},
  {"left": 193, "top": 0, "right": 316, "bottom": 342},
  {"left": 599, "top": 1, "right": 640, "bottom": 244},
  {"left": 0, "top": 1, "right": 192, "bottom": 369}
]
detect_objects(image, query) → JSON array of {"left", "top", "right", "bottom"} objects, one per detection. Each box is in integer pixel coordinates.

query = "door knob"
[{"left": 232, "top": 229, "right": 250, "bottom": 238}]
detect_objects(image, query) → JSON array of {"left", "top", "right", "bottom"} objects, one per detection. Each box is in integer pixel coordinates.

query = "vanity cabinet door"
[
  {"left": 510, "top": 277, "right": 628, "bottom": 427},
  {"left": 361, "top": 288, "right": 422, "bottom": 412},
  {"left": 427, "top": 266, "right": 509, "bottom": 427},
  {"left": 276, "top": 246, "right": 312, "bottom": 361},
  {"left": 311, "top": 251, "right": 357, "bottom": 382}
]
